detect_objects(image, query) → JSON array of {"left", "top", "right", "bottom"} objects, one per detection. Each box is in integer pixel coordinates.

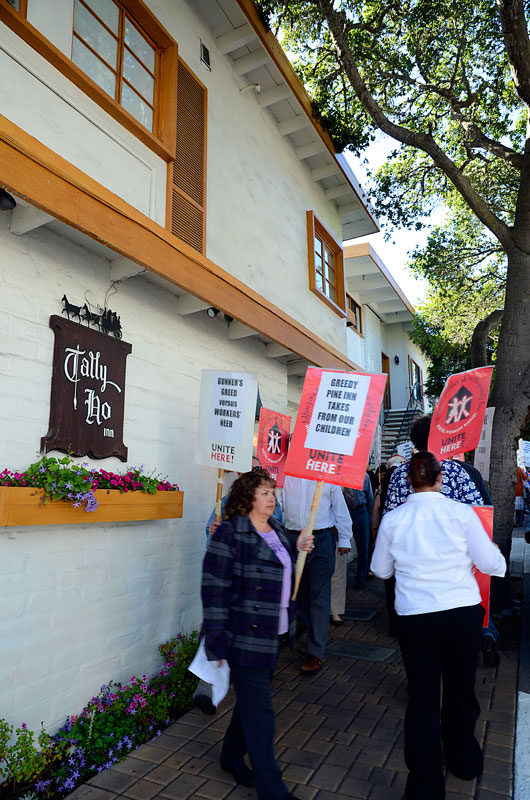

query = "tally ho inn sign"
[{"left": 41, "top": 315, "right": 131, "bottom": 461}]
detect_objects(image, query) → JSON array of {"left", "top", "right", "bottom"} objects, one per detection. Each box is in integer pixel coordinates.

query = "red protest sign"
[
  {"left": 283, "top": 368, "right": 387, "bottom": 489},
  {"left": 428, "top": 367, "right": 493, "bottom": 460},
  {"left": 256, "top": 408, "right": 292, "bottom": 487},
  {"left": 472, "top": 505, "right": 493, "bottom": 626}
]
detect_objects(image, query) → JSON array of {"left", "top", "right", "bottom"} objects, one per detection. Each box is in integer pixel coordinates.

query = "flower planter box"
[{"left": 0, "top": 487, "right": 184, "bottom": 527}]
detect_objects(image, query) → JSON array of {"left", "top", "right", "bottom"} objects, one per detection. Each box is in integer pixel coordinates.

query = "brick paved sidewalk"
[{"left": 66, "top": 578, "right": 517, "bottom": 800}]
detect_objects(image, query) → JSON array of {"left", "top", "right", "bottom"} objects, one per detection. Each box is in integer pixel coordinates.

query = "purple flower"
[{"left": 21, "top": 722, "right": 27, "bottom": 730}]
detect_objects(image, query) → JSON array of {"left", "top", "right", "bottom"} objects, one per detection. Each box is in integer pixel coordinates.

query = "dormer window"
[{"left": 72, "top": 0, "right": 156, "bottom": 131}]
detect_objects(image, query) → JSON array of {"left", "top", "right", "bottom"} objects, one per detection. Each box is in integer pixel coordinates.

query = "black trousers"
[
  {"left": 221, "top": 663, "right": 290, "bottom": 800},
  {"left": 398, "top": 603, "right": 485, "bottom": 800}
]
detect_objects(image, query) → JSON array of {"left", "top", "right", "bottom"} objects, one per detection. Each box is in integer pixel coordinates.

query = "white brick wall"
[{"left": 0, "top": 215, "right": 288, "bottom": 733}]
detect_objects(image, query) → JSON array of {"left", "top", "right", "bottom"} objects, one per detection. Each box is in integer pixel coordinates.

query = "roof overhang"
[
  {"left": 193, "top": 0, "right": 379, "bottom": 240},
  {"left": 344, "top": 242, "right": 416, "bottom": 324}
]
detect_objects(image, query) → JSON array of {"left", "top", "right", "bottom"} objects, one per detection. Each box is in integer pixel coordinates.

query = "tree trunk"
[
  {"left": 470, "top": 309, "right": 504, "bottom": 368},
  {"left": 489, "top": 245, "right": 530, "bottom": 609}
]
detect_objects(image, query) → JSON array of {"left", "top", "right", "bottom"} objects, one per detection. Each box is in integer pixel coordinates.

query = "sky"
[{"left": 342, "top": 137, "right": 434, "bottom": 308}]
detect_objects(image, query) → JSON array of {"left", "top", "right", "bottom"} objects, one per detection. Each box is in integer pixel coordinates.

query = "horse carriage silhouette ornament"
[{"left": 61, "top": 295, "right": 122, "bottom": 340}]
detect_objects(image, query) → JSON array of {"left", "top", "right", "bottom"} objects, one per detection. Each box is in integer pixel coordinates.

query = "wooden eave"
[
  {"left": 0, "top": 115, "right": 360, "bottom": 372},
  {"left": 234, "top": 0, "right": 379, "bottom": 236},
  {"left": 344, "top": 242, "right": 416, "bottom": 316}
]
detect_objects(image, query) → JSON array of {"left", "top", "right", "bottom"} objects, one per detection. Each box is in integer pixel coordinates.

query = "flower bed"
[
  {"left": 0, "top": 457, "right": 183, "bottom": 526},
  {"left": 0, "top": 633, "right": 199, "bottom": 800}
]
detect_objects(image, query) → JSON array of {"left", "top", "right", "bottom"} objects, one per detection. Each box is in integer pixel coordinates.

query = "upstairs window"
[
  {"left": 5, "top": 0, "right": 26, "bottom": 13},
  {"left": 306, "top": 211, "right": 346, "bottom": 316},
  {"left": 73, "top": 0, "right": 156, "bottom": 131},
  {"left": 0, "top": 0, "right": 177, "bottom": 159},
  {"left": 346, "top": 293, "right": 362, "bottom": 334}
]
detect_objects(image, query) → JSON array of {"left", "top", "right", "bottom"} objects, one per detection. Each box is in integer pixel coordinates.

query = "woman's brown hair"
[
  {"left": 408, "top": 451, "right": 442, "bottom": 490},
  {"left": 223, "top": 469, "right": 276, "bottom": 519}
]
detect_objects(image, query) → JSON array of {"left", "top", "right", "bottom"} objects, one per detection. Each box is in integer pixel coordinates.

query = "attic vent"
[{"left": 200, "top": 42, "right": 211, "bottom": 70}]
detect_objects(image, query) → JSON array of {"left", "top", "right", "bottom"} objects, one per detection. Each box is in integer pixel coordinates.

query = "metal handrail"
[{"left": 390, "top": 385, "right": 425, "bottom": 453}]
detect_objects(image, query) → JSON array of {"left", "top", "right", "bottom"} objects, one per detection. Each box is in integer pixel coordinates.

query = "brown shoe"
[
  {"left": 300, "top": 655, "right": 323, "bottom": 673},
  {"left": 298, "top": 644, "right": 307, "bottom": 654}
]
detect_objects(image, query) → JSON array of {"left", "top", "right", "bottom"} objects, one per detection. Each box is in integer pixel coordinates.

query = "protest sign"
[
  {"left": 284, "top": 368, "right": 387, "bottom": 489},
  {"left": 475, "top": 407, "right": 495, "bottom": 481},
  {"left": 256, "top": 408, "right": 291, "bottom": 487},
  {"left": 428, "top": 367, "right": 493, "bottom": 461},
  {"left": 517, "top": 438, "right": 525, "bottom": 470},
  {"left": 472, "top": 505, "right": 493, "bottom": 626},
  {"left": 516, "top": 438, "right": 530, "bottom": 471},
  {"left": 196, "top": 370, "right": 258, "bottom": 473},
  {"left": 396, "top": 441, "right": 413, "bottom": 460}
]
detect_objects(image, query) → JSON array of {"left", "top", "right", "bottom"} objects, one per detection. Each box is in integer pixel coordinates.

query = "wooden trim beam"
[
  {"left": 0, "top": 116, "right": 360, "bottom": 372},
  {"left": 311, "top": 163, "right": 339, "bottom": 181},
  {"left": 232, "top": 50, "right": 269, "bottom": 76},
  {"left": 325, "top": 184, "right": 351, "bottom": 201},
  {"left": 216, "top": 24, "right": 256, "bottom": 55},
  {"left": 278, "top": 115, "right": 308, "bottom": 136},
  {"left": 257, "top": 85, "right": 291, "bottom": 107}
]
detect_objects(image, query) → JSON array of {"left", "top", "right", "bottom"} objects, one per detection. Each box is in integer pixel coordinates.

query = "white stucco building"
[{"left": 0, "top": 0, "right": 427, "bottom": 732}]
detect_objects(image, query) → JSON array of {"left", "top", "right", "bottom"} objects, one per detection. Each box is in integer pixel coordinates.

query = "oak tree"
[{"left": 259, "top": 0, "right": 530, "bottom": 591}]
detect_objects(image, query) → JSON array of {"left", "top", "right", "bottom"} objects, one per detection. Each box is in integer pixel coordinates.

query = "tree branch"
[
  {"left": 497, "top": 0, "right": 530, "bottom": 107},
  {"left": 450, "top": 109, "right": 524, "bottom": 170},
  {"left": 470, "top": 308, "right": 504, "bottom": 367},
  {"left": 317, "top": 0, "right": 513, "bottom": 251}
]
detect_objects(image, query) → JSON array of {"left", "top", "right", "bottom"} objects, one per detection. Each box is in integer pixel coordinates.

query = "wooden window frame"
[
  {"left": 7, "top": 0, "right": 27, "bottom": 16},
  {"left": 306, "top": 211, "right": 346, "bottom": 318},
  {"left": 346, "top": 292, "right": 363, "bottom": 336},
  {"left": 0, "top": 0, "right": 177, "bottom": 162}
]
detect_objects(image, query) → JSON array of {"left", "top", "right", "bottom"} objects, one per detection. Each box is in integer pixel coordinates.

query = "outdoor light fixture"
[
  {"left": 207, "top": 307, "right": 220, "bottom": 318},
  {"left": 0, "top": 188, "right": 16, "bottom": 211},
  {"left": 394, "top": 355, "right": 400, "bottom": 365}
]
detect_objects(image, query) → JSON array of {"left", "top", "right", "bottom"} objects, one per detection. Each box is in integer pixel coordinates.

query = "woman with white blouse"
[{"left": 371, "top": 451, "right": 506, "bottom": 800}]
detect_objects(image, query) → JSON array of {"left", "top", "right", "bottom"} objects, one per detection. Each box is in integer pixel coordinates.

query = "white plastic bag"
[{"left": 188, "top": 638, "right": 230, "bottom": 707}]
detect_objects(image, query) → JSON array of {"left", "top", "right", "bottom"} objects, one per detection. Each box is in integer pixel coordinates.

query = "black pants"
[
  {"left": 221, "top": 663, "right": 289, "bottom": 800},
  {"left": 398, "top": 604, "right": 485, "bottom": 800}
]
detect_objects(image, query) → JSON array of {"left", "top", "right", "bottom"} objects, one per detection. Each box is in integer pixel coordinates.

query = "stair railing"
[{"left": 390, "top": 384, "right": 425, "bottom": 454}]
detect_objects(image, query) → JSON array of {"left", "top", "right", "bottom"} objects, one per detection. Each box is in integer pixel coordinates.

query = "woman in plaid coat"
[{"left": 201, "top": 469, "right": 312, "bottom": 800}]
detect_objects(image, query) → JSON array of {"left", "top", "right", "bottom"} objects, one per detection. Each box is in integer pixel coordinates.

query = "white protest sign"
[
  {"left": 397, "top": 440, "right": 413, "bottom": 460},
  {"left": 475, "top": 407, "right": 494, "bottom": 481},
  {"left": 517, "top": 438, "right": 526, "bottom": 470},
  {"left": 304, "top": 373, "right": 371, "bottom": 456},
  {"left": 196, "top": 370, "right": 258, "bottom": 472},
  {"left": 523, "top": 441, "right": 530, "bottom": 469}
]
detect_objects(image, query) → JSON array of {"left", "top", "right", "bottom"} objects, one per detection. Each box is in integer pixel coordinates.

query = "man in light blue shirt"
[{"left": 283, "top": 476, "right": 351, "bottom": 673}]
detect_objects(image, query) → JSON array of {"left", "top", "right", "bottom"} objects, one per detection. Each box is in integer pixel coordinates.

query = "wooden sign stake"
[
  {"left": 291, "top": 480, "right": 324, "bottom": 601},
  {"left": 215, "top": 468, "right": 224, "bottom": 522}
]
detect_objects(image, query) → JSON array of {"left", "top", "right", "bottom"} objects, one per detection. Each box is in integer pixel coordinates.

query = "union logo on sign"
[
  {"left": 445, "top": 385, "right": 473, "bottom": 425},
  {"left": 267, "top": 424, "right": 282, "bottom": 455}
]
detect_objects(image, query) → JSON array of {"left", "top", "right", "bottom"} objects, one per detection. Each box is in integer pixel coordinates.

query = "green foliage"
[
  {"left": 0, "top": 722, "right": 58, "bottom": 794},
  {"left": 0, "top": 456, "right": 179, "bottom": 513},
  {"left": 0, "top": 632, "right": 199, "bottom": 799},
  {"left": 258, "top": 0, "right": 522, "bottom": 325}
]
